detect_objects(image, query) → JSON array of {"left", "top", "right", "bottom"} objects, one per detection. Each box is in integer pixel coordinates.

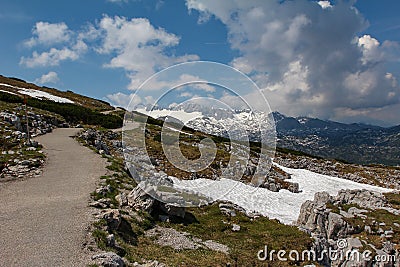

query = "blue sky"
[{"left": 0, "top": 0, "right": 400, "bottom": 126}]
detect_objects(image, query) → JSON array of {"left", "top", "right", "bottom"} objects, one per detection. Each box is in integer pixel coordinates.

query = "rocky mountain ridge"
[{"left": 137, "top": 107, "right": 400, "bottom": 166}]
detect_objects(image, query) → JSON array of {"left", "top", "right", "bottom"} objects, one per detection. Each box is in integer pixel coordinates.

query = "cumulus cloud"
[
  {"left": 25, "top": 22, "right": 71, "bottom": 47},
  {"left": 21, "top": 15, "right": 199, "bottom": 107},
  {"left": 95, "top": 15, "right": 198, "bottom": 89},
  {"left": 317, "top": 1, "right": 332, "bottom": 9},
  {"left": 21, "top": 21, "right": 88, "bottom": 68},
  {"left": 106, "top": 92, "right": 142, "bottom": 108},
  {"left": 20, "top": 47, "right": 81, "bottom": 67},
  {"left": 186, "top": 0, "right": 400, "bottom": 124},
  {"left": 35, "top": 71, "right": 59, "bottom": 84}
]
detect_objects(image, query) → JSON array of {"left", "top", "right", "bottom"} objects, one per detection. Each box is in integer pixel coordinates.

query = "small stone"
[
  {"left": 159, "top": 215, "right": 169, "bottom": 222},
  {"left": 107, "top": 234, "right": 115, "bottom": 247},
  {"left": 232, "top": 224, "right": 240, "bottom": 232},
  {"left": 347, "top": 238, "right": 363, "bottom": 249},
  {"left": 21, "top": 160, "right": 30, "bottom": 166},
  {"left": 364, "top": 225, "right": 373, "bottom": 234}
]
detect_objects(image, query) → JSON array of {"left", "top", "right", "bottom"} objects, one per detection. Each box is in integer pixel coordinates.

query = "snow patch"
[
  {"left": 171, "top": 163, "right": 391, "bottom": 225},
  {"left": 18, "top": 89, "right": 74, "bottom": 104},
  {"left": 0, "top": 89, "right": 18, "bottom": 96},
  {"left": 0, "top": 83, "right": 74, "bottom": 104}
]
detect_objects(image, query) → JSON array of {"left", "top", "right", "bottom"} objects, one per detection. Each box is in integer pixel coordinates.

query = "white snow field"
[
  {"left": 136, "top": 108, "right": 203, "bottom": 124},
  {"left": 0, "top": 83, "right": 74, "bottom": 104},
  {"left": 0, "top": 89, "right": 18, "bottom": 95},
  {"left": 18, "top": 89, "right": 74, "bottom": 104},
  {"left": 171, "top": 163, "right": 391, "bottom": 225}
]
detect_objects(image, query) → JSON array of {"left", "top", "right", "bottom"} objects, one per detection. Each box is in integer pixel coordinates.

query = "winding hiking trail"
[{"left": 0, "top": 128, "right": 107, "bottom": 267}]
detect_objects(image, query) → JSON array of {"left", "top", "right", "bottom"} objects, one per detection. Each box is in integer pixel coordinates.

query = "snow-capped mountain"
[
  {"left": 136, "top": 107, "right": 400, "bottom": 166},
  {"left": 136, "top": 105, "right": 276, "bottom": 143}
]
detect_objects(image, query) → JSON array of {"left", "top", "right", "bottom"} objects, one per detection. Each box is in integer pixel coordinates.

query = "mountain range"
[{"left": 138, "top": 105, "right": 400, "bottom": 166}]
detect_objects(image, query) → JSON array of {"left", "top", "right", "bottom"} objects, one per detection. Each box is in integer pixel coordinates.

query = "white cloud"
[
  {"left": 25, "top": 22, "right": 71, "bottom": 47},
  {"left": 317, "top": 1, "right": 332, "bottom": 9},
  {"left": 20, "top": 21, "right": 88, "bottom": 68},
  {"left": 95, "top": 15, "right": 199, "bottom": 89},
  {"left": 21, "top": 15, "right": 198, "bottom": 96},
  {"left": 180, "top": 91, "right": 193, "bottom": 97},
  {"left": 106, "top": 92, "right": 142, "bottom": 108},
  {"left": 186, "top": 0, "right": 400, "bottom": 124},
  {"left": 35, "top": 71, "right": 59, "bottom": 84},
  {"left": 20, "top": 47, "right": 81, "bottom": 67},
  {"left": 358, "top": 35, "right": 384, "bottom": 64}
]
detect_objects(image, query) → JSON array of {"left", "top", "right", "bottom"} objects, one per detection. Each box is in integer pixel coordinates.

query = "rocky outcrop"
[
  {"left": 297, "top": 190, "right": 400, "bottom": 267},
  {"left": 127, "top": 185, "right": 186, "bottom": 219},
  {"left": 127, "top": 186, "right": 155, "bottom": 213},
  {"left": 92, "top": 252, "right": 125, "bottom": 267},
  {"left": 334, "top": 189, "right": 388, "bottom": 210},
  {"left": 259, "top": 166, "right": 300, "bottom": 193},
  {"left": 1, "top": 108, "right": 63, "bottom": 180},
  {"left": 102, "top": 209, "right": 122, "bottom": 231},
  {"left": 78, "top": 129, "right": 121, "bottom": 156}
]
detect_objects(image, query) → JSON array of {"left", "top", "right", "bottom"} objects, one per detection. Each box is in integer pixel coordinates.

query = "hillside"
[
  {"left": 0, "top": 75, "right": 114, "bottom": 111},
  {"left": 0, "top": 76, "right": 123, "bottom": 130}
]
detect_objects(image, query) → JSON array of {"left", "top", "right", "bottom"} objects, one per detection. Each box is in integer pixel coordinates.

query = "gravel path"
[{"left": 0, "top": 128, "right": 107, "bottom": 267}]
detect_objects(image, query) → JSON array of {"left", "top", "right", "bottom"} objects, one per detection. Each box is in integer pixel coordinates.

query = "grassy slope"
[{"left": 0, "top": 75, "right": 113, "bottom": 111}]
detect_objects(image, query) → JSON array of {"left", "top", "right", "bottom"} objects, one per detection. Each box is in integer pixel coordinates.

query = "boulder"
[
  {"left": 334, "top": 189, "right": 387, "bottom": 209},
  {"left": 115, "top": 192, "right": 128, "bottom": 207},
  {"left": 159, "top": 203, "right": 185, "bottom": 218},
  {"left": 326, "top": 212, "right": 348, "bottom": 239},
  {"left": 127, "top": 186, "right": 155, "bottom": 212},
  {"left": 102, "top": 209, "right": 121, "bottom": 231},
  {"left": 92, "top": 252, "right": 125, "bottom": 267}
]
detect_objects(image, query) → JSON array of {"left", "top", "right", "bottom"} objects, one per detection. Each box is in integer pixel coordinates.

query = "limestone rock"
[
  {"left": 115, "top": 192, "right": 128, "bottom": 207},
  {"left": 92, "top": 252, "right": 125, "bottom": 267},
  {"left": 127, "top": 186, "right": 155, "bottom": 212},
  {"left": 102, "top": 209, "right": 121, "bottom": 231}
]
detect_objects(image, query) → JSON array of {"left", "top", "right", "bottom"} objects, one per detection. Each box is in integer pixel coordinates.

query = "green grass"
[
  {"left": 92, "top": 229, "right": 108, "bottom": 250},
  {"left": 385, "top": 192, "right": 400, "bottom": 209},
  {"left": 117, "top": 204, "right": 313, "bottom": 267}
]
